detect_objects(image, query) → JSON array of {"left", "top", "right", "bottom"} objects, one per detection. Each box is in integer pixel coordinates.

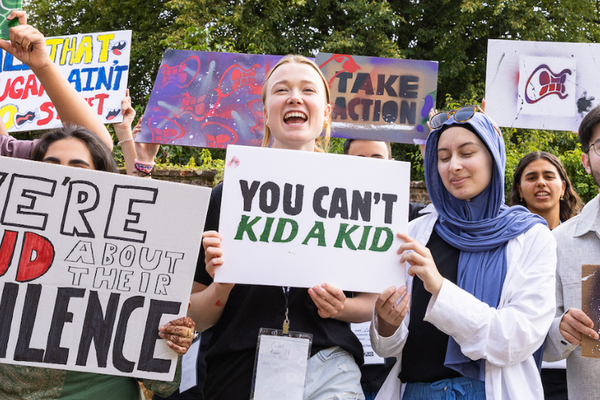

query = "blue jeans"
[
  {"left": 304, "top": 347, "right": 365, "bottom": 400},
  {"left": 403, "top": 377, "right": 485, "bottom": 400}
]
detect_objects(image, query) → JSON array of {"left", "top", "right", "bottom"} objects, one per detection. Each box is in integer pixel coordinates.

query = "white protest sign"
[
  {"left": 216, "top": 145, "right": 409, "bottom": 293},
  {"left": 485, "top": 39, "right": 600, "bottom": 131},
  {"left": 0, "top": 157, "right": 210, "bottom": 380},
  {"left": 0, "top": 30, "right": 131, "bottom": 132}
]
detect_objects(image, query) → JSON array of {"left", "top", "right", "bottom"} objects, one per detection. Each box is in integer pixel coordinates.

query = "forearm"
[
  {"left": 332, "top": 292, "right": 377, "bottom": 323},
  {"left": 31, "top": 62, "right": 113, "bottom": 150},
  {"left": 188, "top": 282, "right": 232, "bottom": 332},
  {"left": 114, "top": 126, "right": 136, "bottom": 174}
]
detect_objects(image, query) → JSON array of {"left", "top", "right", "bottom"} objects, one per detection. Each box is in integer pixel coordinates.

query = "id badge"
[{"left": 250, "top": 328, "right": 313, "bottom": 400}]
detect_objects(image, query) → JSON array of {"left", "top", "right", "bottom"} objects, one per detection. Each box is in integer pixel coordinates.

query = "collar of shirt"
[{"left": 574, "top": 194, "right": 600, "bottom": 239}]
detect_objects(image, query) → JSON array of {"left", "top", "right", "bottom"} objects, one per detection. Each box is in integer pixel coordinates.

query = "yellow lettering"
[
  {"left": 96, "top": 34, "right": 115, "bottom": 63},
  {"left": 45, "top": 38, "right": 63, "bottom": 63},
  {"left": 60, "top": 37, "right": 77, "bottom": 66},
  {"left": 74, "top": 35, "right": 93, "bottom": 64}
]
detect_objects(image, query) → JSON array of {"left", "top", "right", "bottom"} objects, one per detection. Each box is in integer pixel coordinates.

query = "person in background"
[
  {"left": 511, "top": 151, "right": 582, "bottom": 229},
  {"left": 113, "top": 91, "right": 161, "bottom": 178},
  {"left": 371, "top": 107, "right": 556, "bottom": 399},
  {"left": 510, "top": 151, "right": 582, "bottom": 400},
  {"left": 544, "top": 105, "right": 600, "bottom": 400}
]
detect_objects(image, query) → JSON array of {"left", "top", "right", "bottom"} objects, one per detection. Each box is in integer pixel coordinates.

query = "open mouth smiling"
[{"left": 284, "top": 111, "right": 308, "bottom": 124}]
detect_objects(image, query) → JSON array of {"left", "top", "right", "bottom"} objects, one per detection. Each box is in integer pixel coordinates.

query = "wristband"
[{"left": 134, "top": 162, "right": 154, "bottom": 175}]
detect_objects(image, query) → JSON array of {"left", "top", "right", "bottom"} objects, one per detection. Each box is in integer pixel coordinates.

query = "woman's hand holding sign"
[
  {"left": 308, "top": 283, "right": 346, "bottom": 319},
  {"left": 0, "top": 11, "right": 51, "bottom": 71},
  {"left": 376, "top": 286, "right": 410, "bottom": 337},
  {"left": 398, "top": 232, "right": 443, "bottom": 297},
  {"left": 159, "top": 317, "right": 196, "bottom": 355}
]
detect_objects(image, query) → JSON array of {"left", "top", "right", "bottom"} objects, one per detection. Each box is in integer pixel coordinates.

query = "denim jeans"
[
  {"left": 303, "top": 347, "right": 365, "bottom": 400},
  {"left": 403, "top": 377, "right": 485, "bottom": 400}
]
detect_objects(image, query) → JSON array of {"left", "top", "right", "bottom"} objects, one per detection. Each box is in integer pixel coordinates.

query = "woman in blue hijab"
[{"left": 370, "top": 107, "right": 556, "bottom": 400}]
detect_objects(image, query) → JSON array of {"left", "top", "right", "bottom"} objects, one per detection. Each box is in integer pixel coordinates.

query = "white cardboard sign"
[
  {"left": 0, "top": 157, "right": 210, "bottom": 380},
  {"left": 0, "top": 30, "right": 131, "bottom": 132},
  {"left": 485, "top": 39, "right": 600, "bottom": 131},
  {"left": 215, "top": 145, "right": 409, "bottom": 293}
]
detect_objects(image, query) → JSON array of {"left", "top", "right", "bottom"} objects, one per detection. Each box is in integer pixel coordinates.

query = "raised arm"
[{"left": 0, "top": 11, "right": 113, "bottom": 150}]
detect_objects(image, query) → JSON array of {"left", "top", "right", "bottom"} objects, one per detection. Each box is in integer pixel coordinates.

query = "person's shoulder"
[
  {"left": 553, "top": 215, "right": 579, "bottom": 238},
  {"left": 520, "top": 220, "right": 554, "bottom": 243}
]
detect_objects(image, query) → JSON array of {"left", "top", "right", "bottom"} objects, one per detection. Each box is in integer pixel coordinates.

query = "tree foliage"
[{"left": 22, "top": 0, "right": 600, "bottom": 200}]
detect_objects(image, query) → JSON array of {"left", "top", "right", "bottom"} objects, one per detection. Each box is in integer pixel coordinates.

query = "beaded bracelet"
[
  {"left": 134, "top": 163, "right": 153, "bottom": 175},
  {"left": 117, "top": 138, "right": 133, "bottom": 146}
]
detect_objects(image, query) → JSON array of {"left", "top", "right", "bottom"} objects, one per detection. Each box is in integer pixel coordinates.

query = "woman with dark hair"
[
  {"left": 510, "top": 151, "right": 582, "bottom": 400},
  {"left": 31, "top": 124, "right": 119, "bottom": 173},
  {"left": 371, "top": 107, "right": 556, "bottom": 399},
  {"left": 511, "top": 151, "right": 582, "bottom": 229}
]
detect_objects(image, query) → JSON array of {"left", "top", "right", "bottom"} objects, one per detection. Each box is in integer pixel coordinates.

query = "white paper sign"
[
  {"left": 0, "top": 30, "right": 131, "bottom": 132},
  {"left": 351, "top": 322, "right": 384, "bottom": 365},
  {"left": 0, "top": 157, "right": 210, "bottom": 380},
  {"left": 485, "top": 39, "right": 600, "bottom": 131},
  {"left": 216, "top": 145, "right": 410, "bottom": 293},
  {"left": 253, "top": 335, "right": 310, "bottom": 400}
]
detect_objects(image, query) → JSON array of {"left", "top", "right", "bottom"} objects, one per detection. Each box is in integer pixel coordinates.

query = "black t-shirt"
[
  {"left": 195, "top": 184, "right": 364, "bottom": 400},
  {"left": 399, "top": 228, "right": 462, "bottom": 383}
]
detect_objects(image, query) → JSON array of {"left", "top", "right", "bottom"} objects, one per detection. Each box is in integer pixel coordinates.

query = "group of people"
[{"left": 1, "top": 9, "right": 599, "bottom": 400}]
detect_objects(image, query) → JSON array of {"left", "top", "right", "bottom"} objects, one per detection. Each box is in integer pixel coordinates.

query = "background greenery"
[{"left": 21, "top": 0, "right": 600, "bottom": 202}]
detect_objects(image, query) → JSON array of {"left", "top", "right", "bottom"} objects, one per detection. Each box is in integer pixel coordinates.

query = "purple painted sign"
[
  {"left": 317, "top": 53, "right": 438, "bottom": 144},
  {"left": 138, "top": 51, "right": 438, "bottom": 148},
  {"left": 137, "top": 50, "right": 283, "bottom": 148}
]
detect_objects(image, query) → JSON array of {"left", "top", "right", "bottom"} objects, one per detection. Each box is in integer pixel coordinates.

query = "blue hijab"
[{"left": 424, "top": 113, "right": 546, "bottom": 381}]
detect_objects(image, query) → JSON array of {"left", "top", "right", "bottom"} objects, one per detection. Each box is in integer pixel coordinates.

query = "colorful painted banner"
[
  {"left": 486, "top": 39, "right": 600, "bottom": 131},
  {"left": 215, "top": 145, "right": 410, "bottom": 293},
  {"left": 137, "top": 51, "right": 438, "bottom": 148},
  {"left": 0, "top": 157, "right": 210, "bottom": 380},
  {"left": 137, "top": 50, "right": 283, "bottom": 148},
  {"left": 0, "top": 30, "right": 131, "bottom": 132},
  {"left": 317, "top": 53, "right": 438, "bottom": 144}
]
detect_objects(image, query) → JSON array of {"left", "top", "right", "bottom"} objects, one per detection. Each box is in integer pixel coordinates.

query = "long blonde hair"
[{"left": 261, "top": 55, "right": 331, "bottom": 152}]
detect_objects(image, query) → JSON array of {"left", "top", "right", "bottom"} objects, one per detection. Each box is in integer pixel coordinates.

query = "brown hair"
[
  {"left": 261, "top": 55, "right": 331, "bottom": 152},
  {"left": 510, "top": 151, "right": 582, "bottom": 222}
]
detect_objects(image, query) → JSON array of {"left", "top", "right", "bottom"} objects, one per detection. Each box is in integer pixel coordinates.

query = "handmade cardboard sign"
[
  {"left": 137, "top": 50, "right": 283, "bottom": 148},
  {"left": 582, "top": 264, "right": 600, "bottom": 358},
  {"left": 0, "top": 157, "right": 210, "bottom": 380},
  {"left": 215, "top": 145, "right": 410, "bottom": 293},
  {"left": 485, "top": 39, "right": 600, "bottom": 131},
  {"left": 0, "top": 30, "right": 131, "bottom": 132},
  {"left": 317, "top": 53, "right": 438, "bottom": 145}
]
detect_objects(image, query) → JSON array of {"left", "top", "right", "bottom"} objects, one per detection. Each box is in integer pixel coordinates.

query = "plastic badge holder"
[{"left": 250, "top": 328, "right": 313, "bottom": 400}]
